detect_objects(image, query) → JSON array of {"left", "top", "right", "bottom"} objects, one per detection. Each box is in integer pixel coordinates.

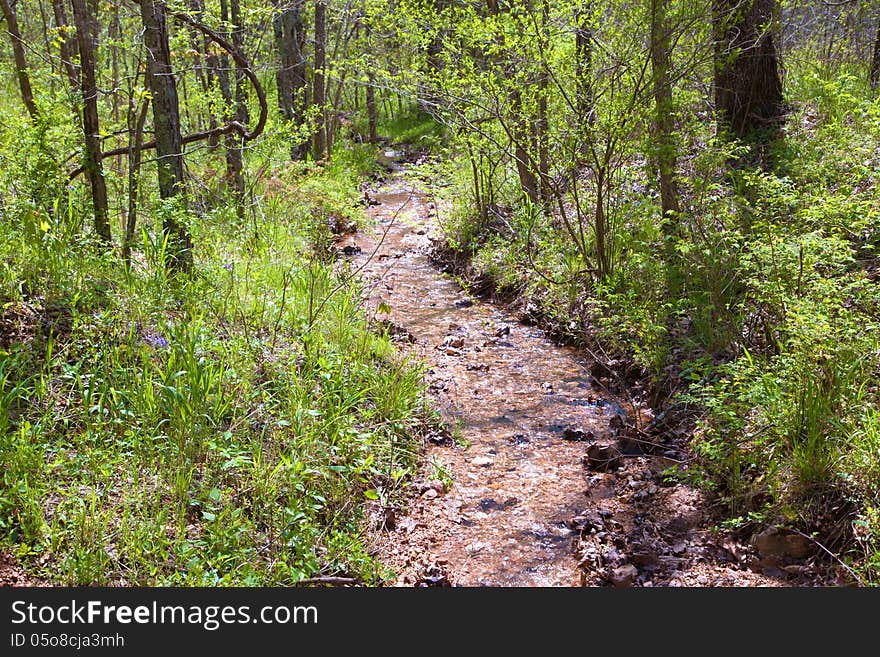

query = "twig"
[{"left": 787, "top": 527, "right": 864, "bottom": 587}]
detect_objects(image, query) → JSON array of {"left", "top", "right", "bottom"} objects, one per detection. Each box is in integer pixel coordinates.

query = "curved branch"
[
  {"left": 68, "top": 2, "right": 267, "bottom": 180},
  {"left": 167, "top": 5, "right": 267, "bottom": 141}
]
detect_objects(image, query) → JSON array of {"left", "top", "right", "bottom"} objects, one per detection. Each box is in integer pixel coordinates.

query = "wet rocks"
[
  {"left": 337, "top": 244, "right": 362, "bottom": 256},
  {"left": 567, "top": 511, "right": 604, "bottom": 533},
  {"left": 440, "top": 333, "right": 466, "bottom": 355},
  {"left": 415, "top": 562, "right": 451, "bottom": 587},
  {"left": 563, "top": 427, "right": 595, "bottom": 442},
  {"left": 508, "top": 433, "right": 530, "bottom": 446},
  {"left": 583, "top": 442, "right": 623, "bottom": 472},
  {"left": 376, "top": 319, "right": 416, "bottom": 343}
]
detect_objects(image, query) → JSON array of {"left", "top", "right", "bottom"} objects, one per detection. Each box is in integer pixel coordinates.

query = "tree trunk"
[
  {"left": 366, "top": 68, "right": 377, "bottom": 144},
  {"left": 52, "top": 0, "right": 80, "bottom": 90},
  {"left": 0, "top": 0, "right": 40, "bottom": 119},
  {"left": 650, "top": 0, "right": 680, "bottom": 219},
  {"left": 71, "top": 0, "right": 111, "bottom": 243},
  {"left": 123, "top": 95, "right": 150, "bottom": 265},
  {"left": 312, "top": 0, "right": 327, "bottom": 160},
  {"left": 274, "top": 6, "right": 294, "bottom": 119},
  {"left": 713, "top": 0, "right": 784, "bottom": 140},
  {"left": 536, "top": 0, "right": 550, "bottom": 203},
  {"left": 274, "top": 2, "right": 309, "bottom": 159},
  {"left": 575, "top": 5, "right": 594, "bottom": 147},
  {"left": 140, "top": 0, "right": 193, "bottom": 272},
  {"left": 218, "top": 0, "right": 244, "bottom": 217},
  {"left": 228, "top": 0, "right": 246, "bottom": 219},
  {"left": 871, "top": 17, "right": 880, "bottom": 91}
]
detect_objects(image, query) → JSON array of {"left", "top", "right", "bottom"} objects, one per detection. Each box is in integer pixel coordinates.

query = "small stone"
[
  {"left": 471, "top": 456, "right": 494, "bottom": 467},
  {"left": 442, "top": 335, "right": 466, "bottom": 349},
  {"left": 421, "top": 488, "right": 438, "bottom": 500},
  {"left": 563, "top": 427, "right": 594, "bottom": 442},
  {"left": 609, "top": 564, "right": 638, "bottom": 587}
]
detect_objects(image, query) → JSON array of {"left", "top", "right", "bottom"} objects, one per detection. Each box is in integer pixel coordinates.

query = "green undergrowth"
[
  {"left": 434, "top": 70, "right": 880, "bottom": 582},
  {"left": 0, "top": 134, "right": 431, "bottom": 585}
]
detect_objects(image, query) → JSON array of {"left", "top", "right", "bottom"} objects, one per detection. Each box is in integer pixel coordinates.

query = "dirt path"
[{"left": 344, "top": 166, "right": 832, "bottom": 587}]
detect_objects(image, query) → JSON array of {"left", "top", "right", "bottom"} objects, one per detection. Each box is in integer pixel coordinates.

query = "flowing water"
[
  {"left": 342, "top": 171, "right": 615, "bottom": 586},
  {"left": 337, "top": 164, "right": 825, "bottom": 588}
]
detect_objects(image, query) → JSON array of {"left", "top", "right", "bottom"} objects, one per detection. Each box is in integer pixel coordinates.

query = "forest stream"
[{"left": 339, "top": 159, "right": 832, "bottom": 588}]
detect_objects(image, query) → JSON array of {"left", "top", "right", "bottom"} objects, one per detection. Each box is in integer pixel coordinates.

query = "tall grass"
[{"left": 0, "top": 129, "right": 431, "bottom": 585}]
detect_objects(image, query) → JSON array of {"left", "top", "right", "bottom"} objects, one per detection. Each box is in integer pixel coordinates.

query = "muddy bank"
[{"left": 342, "top": 169, "right": 833, "bottom": 587}]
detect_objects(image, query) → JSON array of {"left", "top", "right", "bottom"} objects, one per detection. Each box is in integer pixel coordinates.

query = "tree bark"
[
  {"left": 536, "top": 0, "right": 550, "bottom": 203},
  {"left": 871, "top": 17, "right": 880, "bottom": 91},
  {"left": 275, "top": 1, "right": 309, "bottom": 158},
  {"left": 649, "top": 0, "right": 680, "bottom": 219},
  {"left": 51, "top": 0, "right": 80, "bottom": 90},
  {"left": 140, "top": 0, "right": 193, "bottom": 271},
  {"left": 71, "top": 0, "right": 111, "bottom": 243},
  {"left": 366, "top": 29, "right": 378, "bottom": 147},
  {"left": 123, "top": 95, "right": 150, "bottom": 265},
  {"left": 0, "top": 0, "right": 40, "bottom": 119},
  {"left": 574, "top": 4, "right": 594, "bottom": 171},
  {"left": 713, "top": 0, "right": 784, "bottom": 140},
  {"left": 312, "top": 0, "right": 327, "bottom": 160},
  {"left": 228, "top": 0, "right": 246, "bottom": 219}
]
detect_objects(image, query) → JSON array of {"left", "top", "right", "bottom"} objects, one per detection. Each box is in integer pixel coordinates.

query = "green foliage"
[
  {"left": 0, "top": 134, "right": 429, "bottom": 584},
  {"left": 432, "top": 23, "right": 880, "bottom": 580}
]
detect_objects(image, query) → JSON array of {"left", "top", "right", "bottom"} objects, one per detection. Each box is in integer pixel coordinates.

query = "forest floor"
[{"left": 342, "top": 158, "right": 840, "bottom": 587}]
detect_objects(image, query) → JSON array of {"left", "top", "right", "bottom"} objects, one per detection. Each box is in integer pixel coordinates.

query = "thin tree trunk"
[
  {"left": 650, "top": 0, "right": 680, "bottom": 219},
  {"left": 363, "top": 19, "right": 377, "bottom": 143},
  {"left": 71, "top": 0, "right": 111, "bottom": 243},
  {"left": 713, "top": 0, "right": 784, "bottom": 140},
  {"left": 537, "top": 0, "right": 550, "bottom": 203},
  {"left": 37, "top": 0, "right": 54, "bottom": 83},
  {"left": 274, "top": 3, "right": 309, "bottom": 158},
  {"left": 312, "top": 0, "right": 327, "bottom": 160},
  {"left": 218, "top": 0, "right": 244, "bottom": 217},
  {"left": 274, "top": 5, "right": 295, "bottom": 120},
  {"left": 871, "top": 17, "right": 880, "bottom": 91},
  {"left": 486, "top": 0, "right": 538, "bottom": 205},
  {"left": 140, "top": 0, "right": 193, "bottom": 271},
  {"left": 575, "top": 5, "right": 594, "bottom": 152},
  {"left": 0, "top": 0, "right": 40, "bottom": 119},
  {"left": 52, "top": 0, "right": 80, "bottom": 90},
  {"left": 123, "top": 96, "right": 150, "bottom": 265},
  {"left": 229, "top": 0, "right": 246, "bottom": 219},
  {"left": 366, "top": 65, "right": 377, "bottom": 143}
]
